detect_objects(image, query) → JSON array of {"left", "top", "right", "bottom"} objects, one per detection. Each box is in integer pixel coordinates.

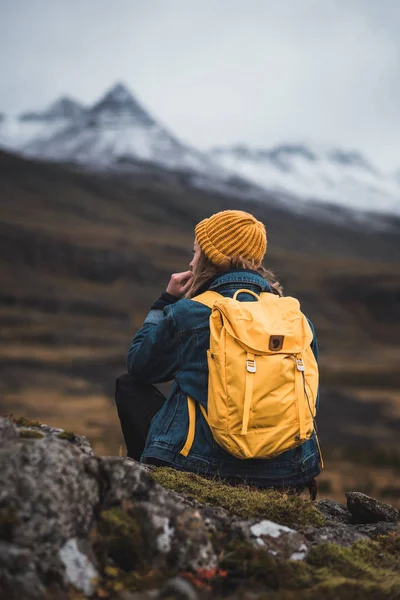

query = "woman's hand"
[{"left": 166, "top": 270, "right": 193, "bottom": 298}]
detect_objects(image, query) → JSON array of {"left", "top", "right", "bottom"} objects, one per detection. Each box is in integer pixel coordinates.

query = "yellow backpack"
[{"left": 180, "top": 289, "right": 323, "bottom": 465}]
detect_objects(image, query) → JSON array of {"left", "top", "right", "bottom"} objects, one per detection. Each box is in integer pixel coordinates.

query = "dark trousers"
[{"left": 115, "top": 373, "right": 165, "bottom": 461}]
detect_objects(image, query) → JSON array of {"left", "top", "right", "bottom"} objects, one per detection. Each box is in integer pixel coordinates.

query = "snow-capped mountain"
[
  {"left": 21, "top": 83, "right": 221, "bottom": 175},
  {"left": 0, "top": 82, "right": 399, "bottom": 217},
  {"left": 89, "top": 83, "right": 154, "bottom": 127},
  {"left": 0, "top": 96, "right": 86, "bottom": 153},
  {"left": 20, "top": 97, "right": 85, "bottom": 121},
  {"left": 210, "top": 144, "right": 400, "bottom": 216}
]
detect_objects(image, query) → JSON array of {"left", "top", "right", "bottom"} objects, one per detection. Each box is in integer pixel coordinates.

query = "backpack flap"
[{"left": 212, "top": 293, "right": 313, "bottom": 356}]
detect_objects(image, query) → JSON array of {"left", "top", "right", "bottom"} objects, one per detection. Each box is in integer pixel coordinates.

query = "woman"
[{"left": 115, "top": 210, "right": 321, "bottom": 493}]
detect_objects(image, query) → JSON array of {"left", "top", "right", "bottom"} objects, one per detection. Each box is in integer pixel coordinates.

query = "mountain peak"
[
  {"left": 45, "top": 96, "right": 85, "bottom": 119},
  {"left": 90, "top": 82, "right": 155, "bottom": 126},
  {"left": 104, "top": 82, "right": 134, "bottom": 104},
  {"left": 19, "top": 96, "right": 85, "bottom": 121}
]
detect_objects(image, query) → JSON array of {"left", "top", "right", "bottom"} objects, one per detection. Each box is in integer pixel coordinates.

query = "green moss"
[
  {"left": 18, "top": 428, "right": 45, "bottom": 439},
  {"left": 9, "top": 415, "right": 42, "bottom": 428},
  {"left": 307, "top": 539, "right": 399, "bottom": 582},
  {"left": 220, "top": 541, "right": 314, "bottom": 592},
  {"left": 151, "top": 467, "right": 325, "bottom": 528},
  {"left": 377, "top": 531, "right": 400, "bottom": 555},
  {"left": 96, "top": 507, "right": 148, "bottom": 572},
  {"left": 57, "top": 430, "right": 77, "bottom": 442},
  {"left": 93, "top": 506, "right": 168, "bottom": 596},
  {"left": 219, "top": 534, "right": 400, "bottom": 599}
]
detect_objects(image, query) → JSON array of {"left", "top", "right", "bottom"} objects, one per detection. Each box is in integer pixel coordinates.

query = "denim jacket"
[{"left": 128, "top": 269, "right": 322, "bottom": 487}]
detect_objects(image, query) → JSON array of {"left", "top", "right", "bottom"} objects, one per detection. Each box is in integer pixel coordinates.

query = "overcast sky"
[{"left": 1, "top": 0, "right": 399, "bottom": 171}]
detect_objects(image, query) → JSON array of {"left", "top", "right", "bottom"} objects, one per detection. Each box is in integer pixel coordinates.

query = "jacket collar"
[{"left": 196, "top": 269, "right": 272, "bottom": 296}]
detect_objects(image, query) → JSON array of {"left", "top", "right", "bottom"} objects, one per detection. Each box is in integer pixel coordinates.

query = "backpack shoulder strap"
[{"left": 191, "top": 290, "right": 221, "bottom": 309}]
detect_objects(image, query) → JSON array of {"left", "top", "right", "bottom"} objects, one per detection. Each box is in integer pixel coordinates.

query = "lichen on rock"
[{"left": 59, "top": 538, "right": 98, "bottom": 596}]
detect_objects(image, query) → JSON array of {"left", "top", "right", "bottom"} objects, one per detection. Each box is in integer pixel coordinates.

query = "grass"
[{"left": 151, "top": 467, "right": 326, "bottom": 528}]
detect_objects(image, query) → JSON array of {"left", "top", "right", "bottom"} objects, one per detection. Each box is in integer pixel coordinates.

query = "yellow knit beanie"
[{"left": 195, "top": 210, "right": 267, "bottom": 266}]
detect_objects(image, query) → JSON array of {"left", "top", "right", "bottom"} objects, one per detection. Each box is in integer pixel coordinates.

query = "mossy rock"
[
  {"left": 9, "top": 416, "right": 42, "bottom": 428},
  {"left": 57, "top": 430, "right": 77, "bottom": 442},
  {"left": 95, "top": 507, "right": 148, "bottom": 572},
  {"left": 93, "top": 519, "right": 400, "bottom": 598},
  {"left": 219, "top": 535, "right": 400, "bottom": 599},
  {"left": 89, "top": 469, "right": 399, "bottom": 598},
  {"left": 93, "top": 506, "right": 167, "bottom": 595},
  {"left": 151, "top": 467, "right": 325, "bottom": 528},
  {"left": 18, "top": 428, "right": 45, "bottom": 439}
]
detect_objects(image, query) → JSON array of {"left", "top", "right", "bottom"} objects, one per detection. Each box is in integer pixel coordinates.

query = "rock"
[
  {"left": 168, "top": 507, "right": 217, "bottom": 571},
  {"left": 0, "top": 416, "right": 94, "bottom": 455},
  {"left": 1, "top": 415, "right": 399, "bottom": 598},
  {"left": 237, "top": 519, "right": 309, "bottom": 560},
  {"left": 0, "top": 418, "right": 18, "bottom": 443},
  {"left": 52, "top": 429, "right": 94, "bottom": 456},
  {"left": 354, "top": 522, "right": 399, "bottom": 538},
  {"left": 39, "top": 423, "right": 94, "bottom": 456},
  {"left": 0, "top": 435, "right": 99, "bottom": 596},
  {"left": 98, "top": 456, "right": 157, "bottom": 506},
  {"left": 346, "top": 492, "right": 399, "bottom": 524},
  {"left": 316, "top": 499, "right": 352, "bottom": 524},
  {"left": 0, "top": 542, "right": 44, "bottom": 600},
  {"left": 303, "top": 524, "right": 366, "bottom": 547},
  {"left": 160, "top": 576, "right": 198, "bottom": 600}
]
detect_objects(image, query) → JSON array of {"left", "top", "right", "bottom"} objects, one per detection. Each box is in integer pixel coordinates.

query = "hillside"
[{"left": 0, "top": 149, "right": 399, "bottom": 505}]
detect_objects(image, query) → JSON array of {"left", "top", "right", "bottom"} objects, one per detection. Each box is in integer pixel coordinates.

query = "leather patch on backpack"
[{"left": 269, "top": 335, "right": 284, "bottom": 351}]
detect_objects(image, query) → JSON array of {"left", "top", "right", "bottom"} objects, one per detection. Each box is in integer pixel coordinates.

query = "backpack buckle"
[
  {"left": 296, "top": 358, "right": 305, "bottom": 372},
  {"left": 246, "top": 359, "right": 257, "bottom": 373}
]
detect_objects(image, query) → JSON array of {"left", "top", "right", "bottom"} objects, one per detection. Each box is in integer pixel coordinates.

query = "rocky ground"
[{"left": 0, "top": 416, "right": 399, "bottom": 599}]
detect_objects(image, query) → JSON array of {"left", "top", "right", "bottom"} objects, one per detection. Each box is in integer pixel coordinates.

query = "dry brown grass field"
[{"left": 1, "top": 150, "right": 399, "bottom": 506}]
